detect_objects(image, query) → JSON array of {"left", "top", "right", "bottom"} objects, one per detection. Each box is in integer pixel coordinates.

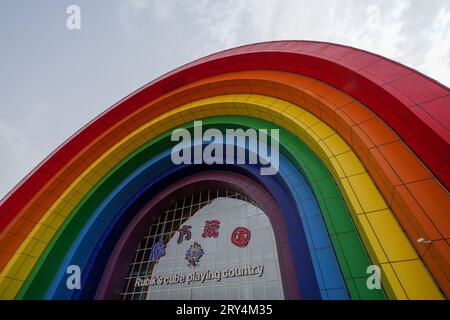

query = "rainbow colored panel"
[{"left": 0, "top": 41, "right": 448, "bottom": 300}]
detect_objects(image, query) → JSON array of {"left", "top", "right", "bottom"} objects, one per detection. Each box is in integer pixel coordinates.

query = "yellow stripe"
[{"left": 0, "top": 94, "right": 442, "bottom": 299}]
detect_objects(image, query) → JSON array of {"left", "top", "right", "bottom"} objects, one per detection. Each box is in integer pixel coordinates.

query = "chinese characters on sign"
[
  {"left": 150, "top": 220, "right": 252, "bottom": 267},
  {"left": 149, "top": 239, "right": 166, "bottom": 261},
  {"left": 201, "top": 220, "right": 220, "bottom": 238},
  {"left": 231, "top": 227, "right": 251, "bottom": 247},
  {"left": 177, "top": 225, "right": 192, "bottom": 244}
]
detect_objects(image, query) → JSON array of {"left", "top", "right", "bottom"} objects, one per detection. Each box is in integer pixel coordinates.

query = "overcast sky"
[{"left": 0, "top": 0, "right": 449, "bottom": 199}]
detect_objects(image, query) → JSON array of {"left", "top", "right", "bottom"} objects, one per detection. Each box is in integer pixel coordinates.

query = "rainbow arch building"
[{"left": 0, "top": 41, "right": 448, "bottom": 300}]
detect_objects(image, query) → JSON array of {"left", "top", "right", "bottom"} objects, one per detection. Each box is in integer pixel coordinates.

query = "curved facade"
[{"left": 0, "top": 41, "right": 448, "bottom": 300}]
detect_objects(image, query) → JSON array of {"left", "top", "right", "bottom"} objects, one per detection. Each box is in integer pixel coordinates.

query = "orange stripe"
[{"left": 0, "top": 70, "right": 448, "bottom": 296}]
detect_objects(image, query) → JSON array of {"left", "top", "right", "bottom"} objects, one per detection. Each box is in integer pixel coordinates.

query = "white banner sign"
[{"left": 135, "top": 264, "right": 264, "bottom": 287}]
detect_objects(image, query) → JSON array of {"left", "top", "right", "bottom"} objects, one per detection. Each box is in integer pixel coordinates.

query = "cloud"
[
  {"left": 114, "top": 0, "right": 450, "bottom": 85},
  {"left": 152, "top": 0, "right": 175, "bottom": 20},
  {"left": 0, "top": 102, "right": 58, "bottom": 198},
  {"left": 182, "top": 0, "right": 450, "bottom": 86},
  {"left": 117, "top": 0, "right": 175, "bottom": 36},
  {"left": 116, "top": 0, "right": 149, "bottom": 36},
  {"left": 416, "top": 6, "right": 450, "bottom": 84},
  {"left": 2, "top": 0, "right": 450, "bottom": 199},
  {"left": 186, "top": 0, "right": 250, "bottom": 52}
]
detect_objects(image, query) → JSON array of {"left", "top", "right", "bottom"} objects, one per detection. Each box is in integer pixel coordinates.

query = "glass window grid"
[{"left": 121, "top": 189, "right": 284, "bottom": 300}]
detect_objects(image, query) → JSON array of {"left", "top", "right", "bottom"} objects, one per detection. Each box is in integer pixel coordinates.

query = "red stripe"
[{"left": 1, "top": 40, "right": 448, "bottom": 231}]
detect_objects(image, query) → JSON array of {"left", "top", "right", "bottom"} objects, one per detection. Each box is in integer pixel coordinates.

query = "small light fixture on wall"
[{"left": 417, "top": 237, "right": 433, "bottom": 244}]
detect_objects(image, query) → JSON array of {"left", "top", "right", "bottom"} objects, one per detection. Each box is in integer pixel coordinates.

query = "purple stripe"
[{"left": 95, "top": 170, "right": 298, "bottom": 300}]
